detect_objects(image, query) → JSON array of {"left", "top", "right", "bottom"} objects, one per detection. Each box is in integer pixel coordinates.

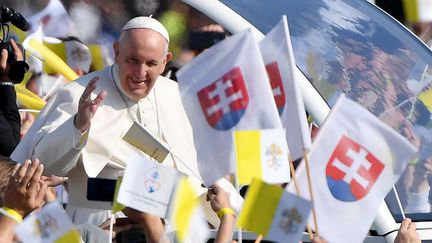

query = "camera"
[
  {"left": 0, "top": 6, "right": 29, "bottom": 63},
  {"left": 0, "top": 6, "right": 30, "bottom": 83}
]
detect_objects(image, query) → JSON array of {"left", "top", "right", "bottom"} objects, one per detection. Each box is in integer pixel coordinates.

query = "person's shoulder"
[
  {"left": 61, "top": 68, "right": 111, "bottom": 91},
  {"left": 75, "top": 68, "right": 110, "bottom": 87},
  {"left": 155, "top": 75, "right": 179, "bottom": 91},
  {"left": 157, "top": 75, "right": 178, "bottom": 86}
]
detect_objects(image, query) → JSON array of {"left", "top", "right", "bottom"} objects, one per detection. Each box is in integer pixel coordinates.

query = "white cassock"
[{"left": 12, "top": 64, "right": 240, "bottom": 226}]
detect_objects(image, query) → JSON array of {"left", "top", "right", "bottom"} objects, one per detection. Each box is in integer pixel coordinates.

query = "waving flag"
[
  {"left": 287, "top": 95, "right": 417, "bottom": 243},
  {"left": 234, "top": 128, "right": 290, "bottom": 185},
  {"left": 15, "top": 202, "right": 80, "bottom": 243},
  {"left": 168, "top": 177, "right": 209, "bottom": 243},
  {"left": 259, "top": 15, "right": 311, "bottom": 160},
  {"left": 117, "top": 152, "right": 181, "bottom": 218},
  {"left": 238, "top": 178, "right": 311, "bottom": 243},
  {"left": 177, "top": 29, "right": 282, "bottom": 185}
]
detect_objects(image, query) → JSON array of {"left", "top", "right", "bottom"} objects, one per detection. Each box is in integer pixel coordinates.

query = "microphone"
[{"left": 1, "top": 6, "right": 30, "bottom": 31}]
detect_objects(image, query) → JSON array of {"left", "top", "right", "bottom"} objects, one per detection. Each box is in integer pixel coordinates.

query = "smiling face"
[{"left": 113, "top": 28, "right": 172, "bottom": 101}]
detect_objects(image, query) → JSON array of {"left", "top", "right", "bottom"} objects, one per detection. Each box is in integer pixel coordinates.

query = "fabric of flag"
[
  {"left": 15, "top": 202, "right": 81, "bottom": 243},
  {"left": 287, "top": 95, "right": 417, "bottom": 243},
  {"left": 117, "top": 153, "right": 180, "bottom": 218},
  {"left": 112, "top": 176, "right": 125, "bottom": 213},
  {"left": 43, "top": 40, "right": 92, "bottom": 75},
  {"left": 168, "top": 177, "right": 208, "bottom": 243},
  {"left": 234, "top": 128, "right": 290, "bottom": 185},
  {"left": 177, "top": 29, "right": 282, "bottom": 186},
  {"left": 259, "top": 15, "right": 311, "bottom": 160},
  {"left": 403, "top": 0, "right": 432, "bottom": 22},
  {"left": 238, "top": 178, "right": 311, "bottom": 243}
]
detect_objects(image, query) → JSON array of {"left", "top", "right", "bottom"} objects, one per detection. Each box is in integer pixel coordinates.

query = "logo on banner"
[
  {"left": 325, "top": 135, "right": 384, "bottom": 202},
  {"left": 279, "top": 207, "right": 303, "bottom": 234},
  {"left": 266, "top": 143, "right": 283, "bottom": 170},
  {"left": 197, "top": 67, "right": 249, "bottom": 130},
  {"left": 33, "top": 213, "right": 58, "bottom": 238},
  {"left": 265, "top": 62, "right": 286, "bottom": 115},
  {"left": 145, "top": 167, "right": 161, "bottom": 193}
]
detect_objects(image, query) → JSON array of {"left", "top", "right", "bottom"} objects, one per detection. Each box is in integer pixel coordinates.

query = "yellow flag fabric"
[
  {"left": 55, "top": 229, "right": 81, "bottom": 243},
  {"left": 16, "top": 92, "right": 45, "bottom": 110},
  {"left": 112, "top": 176, "right": 125, "bottom": 213},
  {"left": 235, "top": 130, "right": 262, "bottom": 185},
  {"left": 20, "top": 71, "right": 33, "bottom": 86},
  {"left": 403, "top": 0, "right": 419, "bottom": 22},
  {"left": 403, "top": 0, "right": 432, "bottom": 22},
  {"left": 88, "top": 44, "right": 106, "bottom": 71},
  {"left": 15, "top": 83, "right": 42, "bottom": 99},
  {"left": 419, "top": 89, "right": 432, "bottom": 112},
  {"left": 234, "top": 129, "right": 290, "bottom": 185},
  {"left": 3, "top": 26, "right": 27, "bottom": 43},
  {"left": 171, "top": 177, "right": 199, "bottom": 242},
  {"left": 42, "top": 42, "right": 67, "bottom": 75},
  {"left": 28, "top": 39, "right": 78, "bottom": 81},
  {"left": 237, "top": 178, "right": 283, "bottom": 236}
]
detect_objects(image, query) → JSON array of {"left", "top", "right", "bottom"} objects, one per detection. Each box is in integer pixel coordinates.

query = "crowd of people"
[{"left": 0, "top": 0, "right": 430, "bottom": 242}]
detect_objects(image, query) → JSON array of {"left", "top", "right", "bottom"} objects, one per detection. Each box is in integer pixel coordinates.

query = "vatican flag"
[
  {"left": 403, "top": 0, "right": 432, "bottom": 23},
  {"left": 169, "top": 177, "right": 209, "bottom": 243},
  {"left": 238, "top": 178, "right": 311, "bottom": 243},
  {"left": 234, "top": 128, "right": 290, "bottom": 185},
  {"left": 15, "top": 202, "right": 81, "bottom": 243}
]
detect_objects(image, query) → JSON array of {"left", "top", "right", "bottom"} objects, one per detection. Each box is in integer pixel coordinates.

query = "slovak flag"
[
  {"left": 259, "top": 16, "right": 311, "bottom": 160},
  {"left": 287, "top": 95, "right": 417, "bottom": 243},
  {"left": 177, "top": 29, "right": 282, "bottom": 186}
]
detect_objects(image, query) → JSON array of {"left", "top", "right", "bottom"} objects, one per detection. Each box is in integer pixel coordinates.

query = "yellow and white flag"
[
  {"left": 168, "top": 177, "right": 209, "bottom": 243},
  {"left": 238, "top": 178, "right": 311, "bottom": 243},
  {"left": 15, "top": 202, "right": 81, "bottom": 243},
  {"left": 234, "top": 128, "right": 290, "bottom": 185},
  {"left": 403, "top": 0, "right": 432, "bottom": 23}
]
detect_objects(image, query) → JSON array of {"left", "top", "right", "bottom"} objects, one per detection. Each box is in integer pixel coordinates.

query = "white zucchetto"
[{"left": 122, "top": 16, "right": 170, "bottom": 43}]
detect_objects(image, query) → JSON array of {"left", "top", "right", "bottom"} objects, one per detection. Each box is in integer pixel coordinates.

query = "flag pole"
[
  {"left": 288, "top": 155, "right": 314, "bottom": 240},
  {"left": 233, "top": 132, "right": 243, "bottom": 243},
  {"left": 255, "top": 234, "right": 263, "bottom": 243},
  {"left": 108, "top": 214, "right": 114, "bottom": 243},
  {"left": 303, "top": 149, "right": 319, "bottom": 237},
  {"left": 392, "top": 185, "right": 406, "bottom": 219}
]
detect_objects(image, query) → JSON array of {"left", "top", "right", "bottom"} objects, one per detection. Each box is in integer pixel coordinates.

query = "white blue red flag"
[
  {"left": 259, "top": 15, "right": 311, "bottom": 160},
  {"left": 177, "top": 29, "right": 282, "bottom": 185},
  {"left": 287, "top": 95, "right": 417, "bottom": 243}
]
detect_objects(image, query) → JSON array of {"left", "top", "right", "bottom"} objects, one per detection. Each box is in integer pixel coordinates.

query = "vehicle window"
[{"left": 221, "top": 0, "right": 432, "bottom": 222}]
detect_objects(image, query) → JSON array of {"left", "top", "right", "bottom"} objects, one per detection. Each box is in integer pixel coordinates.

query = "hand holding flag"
[{"left": 238, "top": 178, "right": 311, "bottom": 243}]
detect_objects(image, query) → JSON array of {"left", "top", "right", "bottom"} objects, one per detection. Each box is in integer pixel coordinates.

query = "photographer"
[{"left": 0, "top": 38, "right": 26, "bottom": 156}]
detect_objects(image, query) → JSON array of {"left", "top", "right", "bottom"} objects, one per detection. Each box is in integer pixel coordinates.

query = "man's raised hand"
[{"left": 74, "top": 77, "right": 107, "bottom": 132}]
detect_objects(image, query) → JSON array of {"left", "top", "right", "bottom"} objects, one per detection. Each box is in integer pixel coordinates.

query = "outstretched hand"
[
  {"left": 3, "top": 159, "right": 47, "bottom": 217},
  {"left": 74, "top": 77, "right": 107, "bottom": 132}
]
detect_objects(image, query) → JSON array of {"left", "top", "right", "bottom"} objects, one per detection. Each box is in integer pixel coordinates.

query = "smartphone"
[{"left": 86, "top": 178, "right": 117, "bottom": 202}]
